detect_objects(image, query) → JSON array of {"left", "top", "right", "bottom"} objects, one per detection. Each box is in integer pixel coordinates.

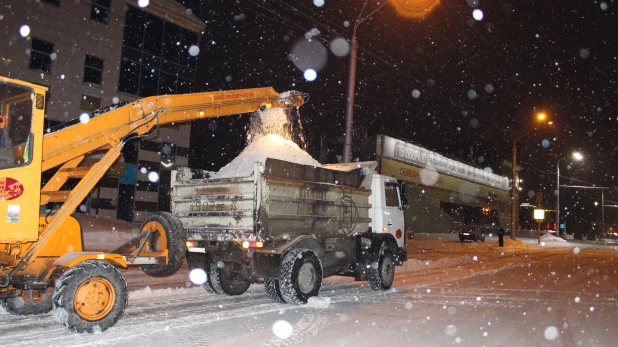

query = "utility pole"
[{"left": 343, "top": 30, "right": 358, "bottom": 163}]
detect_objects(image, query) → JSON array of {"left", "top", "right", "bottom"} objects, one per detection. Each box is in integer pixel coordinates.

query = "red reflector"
[{"left": 396, "top": 229, "right": 402, "bottom": 239}]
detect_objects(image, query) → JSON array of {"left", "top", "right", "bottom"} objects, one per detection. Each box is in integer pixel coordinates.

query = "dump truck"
[
  {"left": 0, "top": 76, "right": 306, "bottom": 332},
  {"left": 174, "top": 159, "right": 408, "bottom": 304}
]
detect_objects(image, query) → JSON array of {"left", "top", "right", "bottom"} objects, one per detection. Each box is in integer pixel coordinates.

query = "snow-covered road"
[{"left": 1, "top": 234, "right": 617, "bottom": 346}]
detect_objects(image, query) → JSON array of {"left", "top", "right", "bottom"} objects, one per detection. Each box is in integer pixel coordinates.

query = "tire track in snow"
[{"left": 264, "top": 313, "right": 329, "bottom": 347}]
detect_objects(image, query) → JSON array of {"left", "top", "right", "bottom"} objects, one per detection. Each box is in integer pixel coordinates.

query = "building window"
[
  {"left": 84, "top": 55, "right": 104, "bottom": 85},
  {"left": 42, "top": 0, "right": 61, "bottom": 6},
  {"left": 118, "top": 6, "right": 197, "bottom": 97},
  {"left": 91, "top": 0, "right": 111, "bottom": 24},
  {"left": 80, "top": 94, "right": 102, "bottom": 112},
  {"left": 29, "top": 38, "right": 54, "bottom": 73}
]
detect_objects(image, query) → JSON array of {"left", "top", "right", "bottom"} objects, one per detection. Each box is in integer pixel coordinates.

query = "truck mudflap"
[{"left": 396, "top": 248, "right": 408, "bottom": 265}]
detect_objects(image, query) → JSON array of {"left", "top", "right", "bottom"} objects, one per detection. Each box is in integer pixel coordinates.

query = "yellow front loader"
[{"left": 0, "top": 76, "right": 306, "bottom": 332}]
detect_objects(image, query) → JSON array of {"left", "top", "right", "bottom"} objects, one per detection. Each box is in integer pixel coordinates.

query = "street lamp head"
[
  {"left": 390, "top": 0, "right": 441, "bottom": 18},
  {"left": 537, "top": 112, "right": 546, "bottom": 120},
  {"left": 573, "top": 152, "right": 583, "bottom": 161}
]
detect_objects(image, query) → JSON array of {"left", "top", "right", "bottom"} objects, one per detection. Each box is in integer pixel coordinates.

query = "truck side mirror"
[{"left": 399, "top": 182, "right": 408, "bottom": 209}]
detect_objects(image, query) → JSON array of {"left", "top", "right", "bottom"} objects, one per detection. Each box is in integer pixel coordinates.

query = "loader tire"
[
  {"left": 264, "top": 278, "right": 286, "bottom": 303},
  {"left": 3, "top": 287, "right": 54, "bottom": 316},
  {"left": 280, "top": 249, "right": 322, "bottom": 304},
  {"left": 52, "top": 260, "right": 128, "bottom": 333},
  {"left": 209, "top": 261, "right": 251, "bottom": 296},
  {"left": 369, "top": 247, "right": 395, "bottom": 291},
  {"left": 139, "top": 212, "right": 186, "bottom": 277}
]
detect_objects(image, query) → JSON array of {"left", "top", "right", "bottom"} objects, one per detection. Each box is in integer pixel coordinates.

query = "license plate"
[
  {"left": 188, "top": 247, "right": 206, "bottom": 253},
  {"left": 463, "top": 233, "right": 470, "bottom": 235}
]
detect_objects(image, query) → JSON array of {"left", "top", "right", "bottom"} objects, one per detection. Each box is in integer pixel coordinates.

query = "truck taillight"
[
  {"left": 242, "top": 241, "right": 264, "bottom": 249},
  {"left": 186, "top": 241, "right": 198, "bottom": 248}
]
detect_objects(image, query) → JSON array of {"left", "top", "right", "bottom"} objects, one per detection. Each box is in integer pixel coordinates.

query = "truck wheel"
[
  {"left": 209, "top": 261, "right": 251, "bottom": 296},
  {"left": 370, "top": 249, "right": 395, "bottom": 291},
  {"left": 3, "top": 288, "right": 54, "bottom": 316},
  {"left": 139, "top": 212, "right": 186, "bottom": 277},
  {"left": 280, "top": 249, "right": 323, "bottom": 304},
  {"left": 52, "top": 260, "right": 128, "bottom": 333},
  {"left": 264, "top": 278, "right": 286, "bottom": 303}
]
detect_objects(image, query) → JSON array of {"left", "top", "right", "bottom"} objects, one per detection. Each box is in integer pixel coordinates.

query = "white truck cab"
[{"left": 368, "top": 174, "right": 407, "bottom": 248}]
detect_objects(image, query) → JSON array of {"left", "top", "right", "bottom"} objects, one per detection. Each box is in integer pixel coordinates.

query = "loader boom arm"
[{"left": 41, "top": 87, "right": 305, "bottom": 171}]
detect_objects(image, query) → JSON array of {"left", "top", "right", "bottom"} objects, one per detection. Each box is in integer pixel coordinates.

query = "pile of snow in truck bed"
[
  {"left": 213, "top": 107, "right": 319, "bottom": 179},
  {"left": 213, "top": 133, "right": 320, "bottom": 178}
]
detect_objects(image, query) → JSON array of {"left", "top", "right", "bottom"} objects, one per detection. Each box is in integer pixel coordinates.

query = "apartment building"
[{"left": 0, "top": 0, "right": 205, "bottom": 223}]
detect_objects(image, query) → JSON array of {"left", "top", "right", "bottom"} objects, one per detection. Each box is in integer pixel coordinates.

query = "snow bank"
[
  {"left": 402, "top": 256, "right": 473, "bottom": 271},
  {"left": 502, "top": 238, "right": 530, "bottom": 248},
  {"left": 540, "top": 234, "right": 568, "bottom": 243},
  {"left": 213, "top": 134, "right": 320, "bottom": 179}
]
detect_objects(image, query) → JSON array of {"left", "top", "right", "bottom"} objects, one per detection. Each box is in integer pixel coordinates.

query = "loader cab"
[
  {"left": 368, "top": 174, "right": 406, "bottom": 248},
  {"left": 0, "top": 78, "right": 46, "bottom": 242}
]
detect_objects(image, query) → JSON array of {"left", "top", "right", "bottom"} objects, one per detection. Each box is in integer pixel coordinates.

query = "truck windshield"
[{"left": 0, "top": 83, "right": 33, "bottom": 169}]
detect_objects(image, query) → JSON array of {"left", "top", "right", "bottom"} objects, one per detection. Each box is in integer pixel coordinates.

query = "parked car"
[{"left": 459, "top": 227, "right": 486, "bottom": 242}]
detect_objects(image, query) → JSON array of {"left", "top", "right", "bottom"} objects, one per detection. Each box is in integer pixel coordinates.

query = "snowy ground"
[{"left": 1, "top": 233, "right": 617, "bottom": 346}]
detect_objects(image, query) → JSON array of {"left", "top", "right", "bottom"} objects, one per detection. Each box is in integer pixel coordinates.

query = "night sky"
[{"left": 188, "top": 0, "right": 617, "bottom": 235}]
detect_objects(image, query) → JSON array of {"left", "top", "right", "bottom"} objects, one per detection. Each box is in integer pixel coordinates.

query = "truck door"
[
  {"left": 382, "top": 181, "right": 406, "bottom": 248},
  {"left": 0, "top": 81, "right": 43, "bottom": 242}
]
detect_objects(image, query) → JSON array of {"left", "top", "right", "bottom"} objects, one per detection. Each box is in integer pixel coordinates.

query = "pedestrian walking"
[{"left": 497, "top": 227, "right": 505, "bottom": 247}]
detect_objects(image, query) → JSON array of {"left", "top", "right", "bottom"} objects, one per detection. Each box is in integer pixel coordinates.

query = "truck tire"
[
  {"left": 280, "top": 249, "right": 323, "bottom": 304},
  {"left": 52, "top": 260, "right": 128, "bottom": 333},
  {"left": 264, "top": 278, "right": 286, "bottom": 303},
  {"left": 209, "top": 261, "right": 251, "bottom": 296},
  {"left": 139, "top": 212, "right": 186, "bottom": 277},
  {"left": 369, "top": 248, "right": 395, "bottom": 291},
  {"left": 3, "top": 288, "right": 54, "bottom": 316}
]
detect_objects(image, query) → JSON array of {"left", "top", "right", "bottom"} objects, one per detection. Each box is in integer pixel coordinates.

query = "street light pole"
[
  {"left": 511, "top": 142, "right": 519, "bottom": 240},
  {"left": 343, "top": 0, "right": 394, "bottom": 163},
  {"left": 343, "top": 27, "right": 358, "bottom": 163},
  {"left": 509, "top": 113, "right": 551, "bottom": 240},
  {"left": 556, "top": 157, "right": 562, "bottom": 238},
  {"left": 556, "top": 152, "right": 582, "bottom": 239}
]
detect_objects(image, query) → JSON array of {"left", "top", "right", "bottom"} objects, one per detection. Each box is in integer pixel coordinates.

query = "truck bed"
[{"left": 171, "top": 158, "right": 372, "bottom": 242}]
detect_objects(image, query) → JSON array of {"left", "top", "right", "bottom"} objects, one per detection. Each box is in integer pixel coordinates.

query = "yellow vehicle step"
[
  {"left": 58, "top": 166, "right": 92, "bottom": 178},
  {"left": 40, "top": 190, "right": 71, "bottom": 203}
]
